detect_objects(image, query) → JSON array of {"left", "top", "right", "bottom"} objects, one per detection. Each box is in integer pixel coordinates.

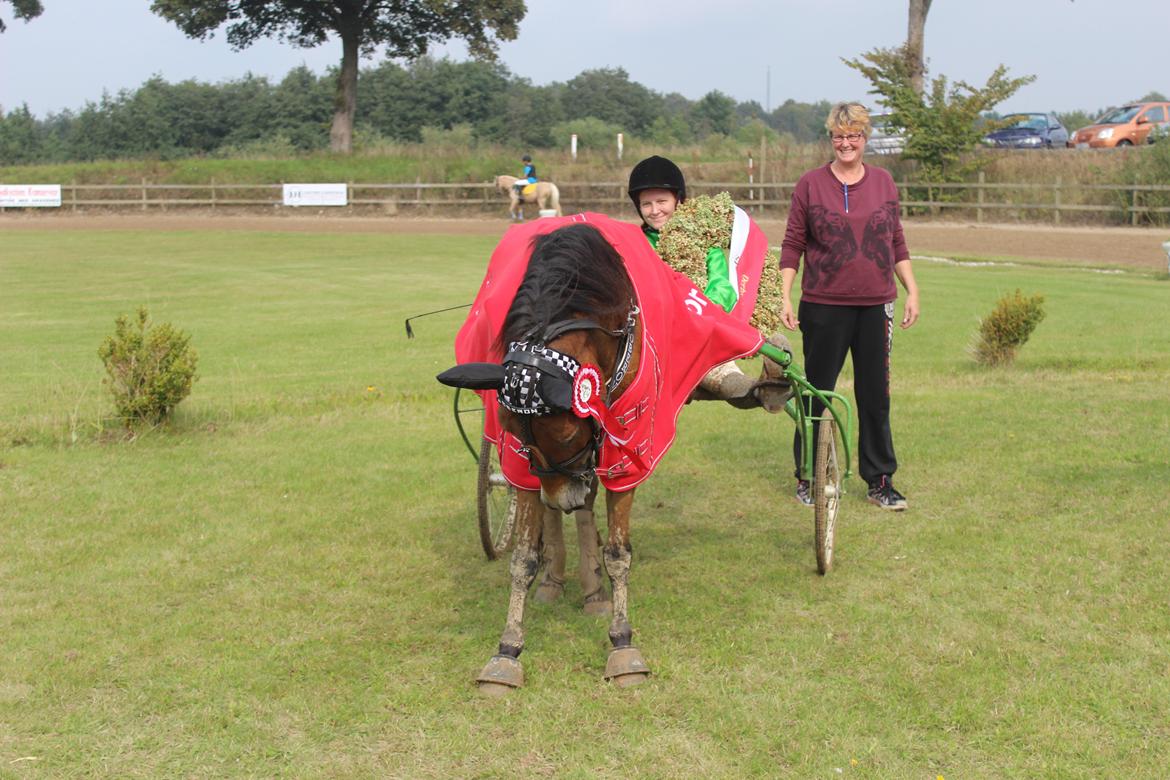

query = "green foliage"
[
  {"left": 656, "top": 192, "right": 783, "bottom": 333},
  {"left": 972, "top": 289, "right": 1046, "bottom": 366},
  {"left": 0, "top": 0, "right": 42, "bottom": 32},
  {"left": 1056, "top": 108, "right": 1102, "bottom": 133},
  {"left": 1119, "top": 140, "right": 1170, "bottom": 226},
  {"left": 98, "top": 307, "right": 199, "bottom": 425},
  {"left": 844, "top": 45, "right": 1035, "bottom": 183},
  {"left": 690, "top": 90, "right": 737, "bottom": 138},
  {"left": 561, "top": 68, "right": 662, "bottom": 134},
  {"left": 769, "top": 98, "right": 834, "bottom": 144}
]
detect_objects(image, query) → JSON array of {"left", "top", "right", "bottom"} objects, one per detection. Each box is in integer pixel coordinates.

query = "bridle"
[{"left": 502, "top": 306, "right": 639, "bottom": 483}]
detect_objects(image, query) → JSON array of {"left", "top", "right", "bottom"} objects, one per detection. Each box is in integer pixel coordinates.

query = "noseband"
[{"left": 502, "top": 307, "right": 638, "bottom": 483}]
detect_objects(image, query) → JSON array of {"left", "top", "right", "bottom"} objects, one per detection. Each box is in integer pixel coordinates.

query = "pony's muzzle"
[{"left": 541, "top": 480, "right": 591, "bottom": 514}]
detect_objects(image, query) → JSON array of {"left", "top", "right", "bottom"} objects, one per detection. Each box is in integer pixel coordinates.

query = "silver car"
[{"left": 867, "top": 113, "right": 905, "bottom": 155}]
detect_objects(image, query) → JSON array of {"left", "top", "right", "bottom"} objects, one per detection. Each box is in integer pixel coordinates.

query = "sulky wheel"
[
  {"left": 813, "top": 418, "right": 842, "bottom": 575},
  {"left": 477, "top": 437, "right": 517, "bottom": 560}
]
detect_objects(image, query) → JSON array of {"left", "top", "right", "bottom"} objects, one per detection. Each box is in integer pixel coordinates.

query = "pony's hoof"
[
  {"left": 582, "top": 596, "right": 612, "bottom": 616},
  {"left": 476, "top": 654, "right": 523, "bottom": 694},
  {"left": 534, "top": 580, "right": 564, "bottom": 604},
  {"left": 604, "top": 646, "right": 650, "bottom": 686}
]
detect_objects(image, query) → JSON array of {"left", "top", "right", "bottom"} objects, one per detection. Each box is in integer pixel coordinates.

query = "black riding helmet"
[
  {"left": 522, "top": 154, "right": 532, "bottom": 162},
  {"left": 627, "top": 155, "right": 686, "bottom": 217}
]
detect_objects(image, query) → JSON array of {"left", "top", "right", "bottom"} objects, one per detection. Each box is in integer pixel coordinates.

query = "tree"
[
  {"left": 150, "top": 1, "right": 526, "bottom": 153},
  {"left": 906, "top": 0, "right": 932, "bottom": 96},
  {"left": 0, "top": 0, "right": 42, "bottom": 33},
  {"left": 561, "top": 68, "right": 662, "bottom": 134},
  {"left": 844, "top": 46, "right": 1034, "bottom": 182},
  {"left": 690, "top": 90, "right": 736, "bottom": 138}
]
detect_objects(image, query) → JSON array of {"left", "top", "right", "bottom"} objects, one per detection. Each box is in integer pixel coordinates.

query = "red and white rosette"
[
  {"left": 571, "top": 363, "right": 638, "bottom": 457},
  {"left": 571, "top": 364, "right": 603, "bottom": 419}
]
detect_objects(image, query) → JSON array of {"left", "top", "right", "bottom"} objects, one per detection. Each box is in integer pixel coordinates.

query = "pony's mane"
[{"left": 499, "top": 224, "right": 634, "bottom": 350}]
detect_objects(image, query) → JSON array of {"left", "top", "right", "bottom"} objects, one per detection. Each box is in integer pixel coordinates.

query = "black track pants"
[{"left": 791, "top": 300, "right": 898, "bottom": 485}]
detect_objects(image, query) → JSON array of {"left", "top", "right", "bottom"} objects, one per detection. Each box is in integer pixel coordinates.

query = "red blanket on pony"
[{"left": 455, "top": 212, "right": 766, "bottom": 492}]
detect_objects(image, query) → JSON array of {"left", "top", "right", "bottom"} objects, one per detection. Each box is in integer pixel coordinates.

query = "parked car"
[
  {"left": 1068, "top": 102, "right": 1170, "bottom": 148},
  {"left": 982, "top": 113, "right": 1068, "bottom": 148},
  {"left": 867, "top": 113, "right": 905, "bottom": 155}
]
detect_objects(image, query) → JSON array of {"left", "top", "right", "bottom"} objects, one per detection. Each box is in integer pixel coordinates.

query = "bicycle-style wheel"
[
  {"left": 813, "top": 418, "right": 842, "bottom": 575},
  {"left": 477, "top": 437, "right": 517, "bottom": 560}
]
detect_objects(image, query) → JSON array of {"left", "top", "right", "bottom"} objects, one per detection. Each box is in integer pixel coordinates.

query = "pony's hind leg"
[
  {"left": 601, "top": 489, "right": 650, "bottom": 686},
  {"left": 477, "top": 489, "right": 543, "bottom": 695}
]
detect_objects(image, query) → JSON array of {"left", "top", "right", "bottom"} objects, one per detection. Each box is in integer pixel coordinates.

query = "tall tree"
[
  {"left": 0, "top": 0, "right": 43, "bottom": 33},
  {"left": 906, "top": 0, "right": 932, "bottom": 96},
  {"left": 150, "top": 1, "right": 526, "bottom": 153}
]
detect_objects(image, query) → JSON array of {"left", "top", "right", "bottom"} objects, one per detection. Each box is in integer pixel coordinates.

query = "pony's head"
[{"left": 439, "top": 224, "right": 637, "bottom": 511}]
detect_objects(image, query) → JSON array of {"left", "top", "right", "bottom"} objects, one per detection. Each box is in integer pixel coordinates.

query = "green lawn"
[{"left": 2, "top": 228, "right": 1168, "bottom": 778}]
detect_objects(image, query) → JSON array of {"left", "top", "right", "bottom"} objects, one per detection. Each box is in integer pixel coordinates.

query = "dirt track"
[{"left": 3, "top": 212, "right": 1168, "bottom": 271}]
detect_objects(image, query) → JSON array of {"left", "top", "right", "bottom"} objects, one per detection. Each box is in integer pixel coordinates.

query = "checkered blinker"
[{"left": 499, "top": 341, "right": 580, "bottom": 415}]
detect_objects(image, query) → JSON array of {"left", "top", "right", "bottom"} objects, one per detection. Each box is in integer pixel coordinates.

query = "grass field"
[{"left": 2, "top": 226, "right": 1169, "bottom": 778}]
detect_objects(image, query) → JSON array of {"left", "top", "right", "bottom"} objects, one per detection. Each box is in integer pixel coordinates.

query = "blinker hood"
[{"left": 436, "top": 363, "right": 504, "bottom": 390}]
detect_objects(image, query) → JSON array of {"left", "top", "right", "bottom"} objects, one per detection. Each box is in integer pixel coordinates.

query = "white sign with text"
[
  {"left": 0, "top": 184, "right": 62, "bottom": 207},
  {"left": 282, "top": 183, "right": 348, "bottom": 207}
]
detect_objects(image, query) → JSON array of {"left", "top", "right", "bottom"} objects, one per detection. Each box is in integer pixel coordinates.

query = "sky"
[{"left": 1, "top": 0, "right": 1167, "bottom": 120}]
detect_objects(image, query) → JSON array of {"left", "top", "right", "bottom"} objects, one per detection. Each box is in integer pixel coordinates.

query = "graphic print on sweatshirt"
[
  {"left": 805, "top": 204, "right": 857, "bottom": 289},
  {"left": 861, "top": 201, "right": 900, "bottom": 271}
]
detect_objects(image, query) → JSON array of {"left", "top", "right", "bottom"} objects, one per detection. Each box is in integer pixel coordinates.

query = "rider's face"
[{"left": 638, "top": 189, "right": 678, "bottom": 231}]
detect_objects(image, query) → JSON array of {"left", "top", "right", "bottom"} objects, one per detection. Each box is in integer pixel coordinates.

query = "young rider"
[
  {"left": 626, "top": 155, "right": 736, "bottom": 313},
  {"left": 627, "top": 155, "right": 789, "bottom": 411},
  {"left": 513, "top": 154, "right": 537, "bottom": 196}
]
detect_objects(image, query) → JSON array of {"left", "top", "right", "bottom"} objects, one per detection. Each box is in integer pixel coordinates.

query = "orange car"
[{"left": 1068, "top": 102, "right": 1170, "bottom": 148}]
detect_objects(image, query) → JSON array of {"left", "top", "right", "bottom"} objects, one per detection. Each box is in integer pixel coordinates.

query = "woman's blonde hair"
[{"left": 825, "top": 102, "right": 872, "bottom": 138}]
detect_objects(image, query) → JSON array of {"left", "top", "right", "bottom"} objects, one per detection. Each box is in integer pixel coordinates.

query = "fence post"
[
  {"left": 1054, "top": 176, "right": 1062, "bottom": 225},
  {"left": 977, "top": 171, "right": 985, "bottom": 224},
  {"left": 1132, "top": 187, "right": 1139, "bottom": 226},
  {"left": 72, "top": 178, "right": 77, "bottom": 213},
  {"left": 415, "top": 176, "right": 421, "bottom": 206},
  {"left": 758, "top": 135, "right": 767, "bottom": 216},
  {"left": 211, "top": 177, "right": 217, "bottom": 210}
]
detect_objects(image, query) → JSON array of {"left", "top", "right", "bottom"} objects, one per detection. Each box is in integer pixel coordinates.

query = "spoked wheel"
[
  {"left": 477, "top": 437, "right": 517, "bottom": 560},
  {"left": 813, "top": 418, "right": 843, "bottom": 575}
]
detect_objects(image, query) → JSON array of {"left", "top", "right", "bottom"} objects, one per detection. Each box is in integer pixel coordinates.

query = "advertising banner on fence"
[
  {"left": 0, "top": 184, "right": 62, "bottom": 208},
  {"left": 282, "top": 183, "right": 347, "bottom": 207}
]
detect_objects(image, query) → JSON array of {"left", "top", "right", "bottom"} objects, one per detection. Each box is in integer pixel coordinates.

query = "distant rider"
[{"left": 513, "top": 154, "right": 538, "bottom": 196}]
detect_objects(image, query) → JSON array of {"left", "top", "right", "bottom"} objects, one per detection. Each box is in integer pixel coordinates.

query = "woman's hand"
[
  {"left": 900, "top": 290, "right": 919, "bottom": 329},
  {"left": 780, "top": 297, "right": 799, "bottom": 330}
]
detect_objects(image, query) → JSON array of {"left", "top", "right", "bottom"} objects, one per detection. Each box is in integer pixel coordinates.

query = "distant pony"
[{"left": 494, "top": 175, "right": 562, "bottom": 221}]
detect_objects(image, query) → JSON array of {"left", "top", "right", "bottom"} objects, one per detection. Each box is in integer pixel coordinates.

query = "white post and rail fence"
[{"left": 2, "top": 179, "right": 1169, "bottom": 225}]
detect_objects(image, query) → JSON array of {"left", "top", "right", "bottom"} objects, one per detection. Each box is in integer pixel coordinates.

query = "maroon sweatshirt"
[{"left": 779, "top": 163, "right": 909, "bottom": 306}]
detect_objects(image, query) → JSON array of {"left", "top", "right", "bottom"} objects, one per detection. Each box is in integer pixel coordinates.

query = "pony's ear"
[{"left": 436, "top": 363, "right": 505, "bottom": 390}]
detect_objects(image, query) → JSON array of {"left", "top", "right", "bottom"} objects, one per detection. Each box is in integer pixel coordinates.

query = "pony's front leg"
[
  {"left": 575, "top": 480, "right": 611, "bottom": 615},
  {"left": 476, "top": 488, "right": 543, "bottom": 696},
  {"left": 602, "top": 488, "right": 651, "bottom": 686},
  {"left": 535, "top": 506, "right": 566, "bottom": 603}
]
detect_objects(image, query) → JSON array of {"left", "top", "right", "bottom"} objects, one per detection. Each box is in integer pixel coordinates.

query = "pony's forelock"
[{"left": 498, "top": 225, "right": 633, "bottom": 351}]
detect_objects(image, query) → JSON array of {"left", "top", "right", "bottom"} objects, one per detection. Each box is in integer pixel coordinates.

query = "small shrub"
[
  {"left": 98, "top": 307, "right": 198, "bottom": 425},
  {"left": 972, "top": 290, "right": 1046, "bottom": 366}
]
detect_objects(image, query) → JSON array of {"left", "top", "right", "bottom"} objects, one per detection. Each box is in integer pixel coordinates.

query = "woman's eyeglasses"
[{"left": 830, "top": 133, "right": 864, "bottom": 145}]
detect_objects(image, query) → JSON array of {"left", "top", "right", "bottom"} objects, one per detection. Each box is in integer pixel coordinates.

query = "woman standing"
[{"left": 779, "top": 103, "right": 920, "bottom": 510}]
